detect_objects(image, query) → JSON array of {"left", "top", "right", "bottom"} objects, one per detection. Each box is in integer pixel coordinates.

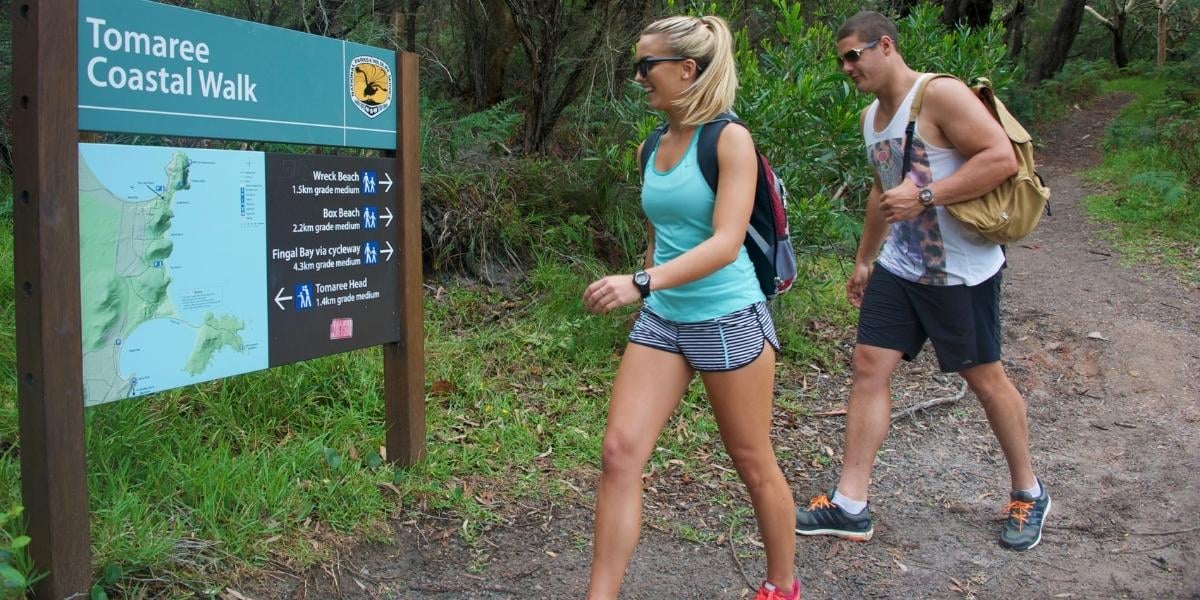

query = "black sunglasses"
[
  {"left": 633, "top": 55, "right": 689, "bottom": 78},
  {"left": 836, "top": 39, "right": 880, "bottom": 66}
]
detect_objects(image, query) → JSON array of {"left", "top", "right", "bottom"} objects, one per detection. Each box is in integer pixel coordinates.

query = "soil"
[{"left": 241, "top": 93, "right": 1200, "bottom": 599}]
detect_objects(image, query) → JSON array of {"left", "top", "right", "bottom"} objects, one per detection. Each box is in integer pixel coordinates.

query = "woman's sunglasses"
[
  {"left": 836, "top": 39, "right": 880, "bottom": 66},
  {"left": 633, "top": 56, "right": 689, "bottom": 78}
]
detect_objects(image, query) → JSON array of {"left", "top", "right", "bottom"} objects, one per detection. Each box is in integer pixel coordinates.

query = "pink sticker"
[{"left": 330, "top": 318, "right": 354, "bottom": 340}]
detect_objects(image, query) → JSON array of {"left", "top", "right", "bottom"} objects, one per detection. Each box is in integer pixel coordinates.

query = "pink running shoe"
[{"left": 754, "top": 580, "right": 801, "bottom": 600}]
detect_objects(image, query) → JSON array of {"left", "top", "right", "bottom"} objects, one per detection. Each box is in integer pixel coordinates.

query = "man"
[{"left": 794, "top": 11, "right": 1050, "bottom": 551}]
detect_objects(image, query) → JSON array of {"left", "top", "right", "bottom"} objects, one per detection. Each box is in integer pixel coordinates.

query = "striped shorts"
[{"left": 628, "top": 302, "right": 780, "bottom": 372}]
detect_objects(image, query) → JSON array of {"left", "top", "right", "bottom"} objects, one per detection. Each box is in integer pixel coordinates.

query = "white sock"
[
  {"left": 832, "top": 490, "right": 868, "bottom": 515},
  {"left": 1019, "top": 479, "right": 1042, "bottom": 498}
]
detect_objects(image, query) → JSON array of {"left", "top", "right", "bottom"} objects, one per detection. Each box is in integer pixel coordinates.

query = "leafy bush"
[
  {"left": 0, "top": 506, "right": 39, "bottom": 598},
  {"left": 1027, "top": 59, "right": 1117, "bottom": 123}
]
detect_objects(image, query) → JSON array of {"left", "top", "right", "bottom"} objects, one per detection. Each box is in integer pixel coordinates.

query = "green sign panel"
[
  {"left": 79, "top": 143, "right": 401, "bottom": 405},
  {"left": 78, "top": 0, "right": 397, "bottom": 149}
]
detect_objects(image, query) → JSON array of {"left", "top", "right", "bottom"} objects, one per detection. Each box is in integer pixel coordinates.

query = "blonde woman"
[{"left": 582, "top": 15, "right": 800, "bottom": 600}]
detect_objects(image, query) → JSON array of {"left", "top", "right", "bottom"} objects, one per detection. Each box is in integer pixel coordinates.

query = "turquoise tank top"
[{"left": 642, "top": 124, "right": 765, "bottom": 323}]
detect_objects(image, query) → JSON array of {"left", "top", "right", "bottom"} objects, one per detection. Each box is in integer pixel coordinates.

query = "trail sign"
[{"left": 13, "top": 1, "right": 424, "bottom": 596}]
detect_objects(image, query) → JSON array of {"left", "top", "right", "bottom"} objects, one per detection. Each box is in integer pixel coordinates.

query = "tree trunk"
[
  {"left": 891, "top": 0, "right": 920, "bottom": 18},
  {"left": 407, "top": 0, "right": 420, "bottom": 53},
  {"left": 455, "top": 0, "right": 518, "bottom": 110},
  {"left": 505, "top": 0, "right": 646, "bottom": 154},
  {"left": 1029, "top": 0, "right": 1088, "bottom": 84},
  {"left": 1158, "top": 8, "right": 1167, "bottom": 65},
  {"left": 1002, "top": 0, "right": 1029, "bottom": 61},
  {"left": 941, "top": 0, "right": 994, "bottom": 28},
  {"left": 1113, "top": 12, "right": 1129, "bottom": 69}
]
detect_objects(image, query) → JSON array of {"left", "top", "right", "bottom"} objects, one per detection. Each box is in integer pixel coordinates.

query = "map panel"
[{"left": 80, "top": 143, "right": 269, "bottom": 405}]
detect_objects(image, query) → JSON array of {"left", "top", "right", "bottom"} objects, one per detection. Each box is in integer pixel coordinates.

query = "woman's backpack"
[
  {"left": 639, "top": 113, "right": 797, "bottom": 300},
  {"left": 903, "top": 75, "right": 1051, "bottom": 244}
]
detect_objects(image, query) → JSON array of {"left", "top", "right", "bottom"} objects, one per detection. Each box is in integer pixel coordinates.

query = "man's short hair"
[{"left": 837, "top": 11, "right": 900, "bottom": 54}]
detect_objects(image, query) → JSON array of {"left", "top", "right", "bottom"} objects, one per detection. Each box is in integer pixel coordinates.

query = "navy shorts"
[
  {"left": 629, "top": 302, "right": 780, "bottom": 372},
  {"left": 856, "top": 265, "right": 1002, "bottom": 372}
]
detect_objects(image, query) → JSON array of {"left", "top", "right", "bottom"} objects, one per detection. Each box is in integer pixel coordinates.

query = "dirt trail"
[{"left": 247, "top": 94, "right": 1200, "bottom": 599}]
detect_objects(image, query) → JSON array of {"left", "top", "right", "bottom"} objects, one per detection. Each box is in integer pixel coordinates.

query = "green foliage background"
[{"left": 0, "top": 0, "right": 1196, "bottom": 594}]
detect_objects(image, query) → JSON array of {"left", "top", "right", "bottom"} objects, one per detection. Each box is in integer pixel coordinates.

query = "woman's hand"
[{"left": 584, "top": 275, "right": 642, "bottom": 314}]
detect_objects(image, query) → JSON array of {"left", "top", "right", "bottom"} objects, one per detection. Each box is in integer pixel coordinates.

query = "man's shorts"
[
  {"left": 857, "top": 265, "right": 1002, "bottom": 372},
  {"left": 628, "top": 301, "right": 780, "bottom": 372}
]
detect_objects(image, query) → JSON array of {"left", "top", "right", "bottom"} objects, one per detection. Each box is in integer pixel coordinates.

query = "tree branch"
[{"left": 1085, "top": 5, "right": 1118, "bottom": 31}]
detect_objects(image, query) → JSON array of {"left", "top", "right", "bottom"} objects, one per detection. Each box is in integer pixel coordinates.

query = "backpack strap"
[
  {"left": 901, "top": 73, "right": 958, "bottom": 178},
  {"left": 638, "top": 123, "right": 668, "bottom": 181},
  {"left": 696, "top": 111, "right": 746, "bottom": 192},
  {"left": 641, "top": 112, "right": 746, "bottom": 191}
]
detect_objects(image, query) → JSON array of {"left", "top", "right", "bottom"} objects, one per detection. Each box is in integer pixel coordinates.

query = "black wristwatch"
[
  {"left": 632, "top": 271, "right": 651, "bottom": 299},
  {"left": 918, "top": 187, "right": 935, "bottom": 207}
]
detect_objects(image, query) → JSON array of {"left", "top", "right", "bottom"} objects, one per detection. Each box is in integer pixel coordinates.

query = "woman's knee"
[
  {"left": 727, "top": 446, "right": 779, "bottom": 492},
  {"left": 600, "top": 430, "right": 649, "bottom": 479}
]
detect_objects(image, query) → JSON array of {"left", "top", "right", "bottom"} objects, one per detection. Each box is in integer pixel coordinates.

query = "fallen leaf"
[
  {"left": 546, "top": 550, "right": 558, "bottom": 558},
  {"left": 1073, "top": 359, "right": 1101, "bottom": 377},
  {"left": 430, "top": 380, "right": 457, "bottom": 396},
  {"left": 894, "top": 558, "right": 908, "bottom": 573},
  {"left": 1087, "top": 331, "right": 1108, "bottom": 341}
]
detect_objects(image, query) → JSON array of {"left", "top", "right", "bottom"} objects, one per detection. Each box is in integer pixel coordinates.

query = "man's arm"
[
  {"left": 921, "top": 77, "right": 1018, "bottom": 205},
  {"left": 848, "top": 174, "right": 886, "bottom": 308},
  {"left": 877, "top": 78, "right": 1018, "bottom": 223}
]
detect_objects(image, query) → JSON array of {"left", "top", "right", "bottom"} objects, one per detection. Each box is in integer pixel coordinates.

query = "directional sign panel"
[
  {"left": 79, "top": 143, "right": 400, "bottom": 405},
  {"left": 265, "top": 154, "right": 400, "bottom": 366}
]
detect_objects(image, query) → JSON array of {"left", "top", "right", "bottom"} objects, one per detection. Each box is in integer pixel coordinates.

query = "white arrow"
[
  {"left": 381, "top": 172, "right": 393, "bottom": 193},
  {"left": 274, "top": 288, "right": 292, "bottom": 311},
  {"left": 381, "top": 206, "right": 393, "bottom": 227},
  {"left": 381, "top": 241, "right": 394, "bottom": 261}
]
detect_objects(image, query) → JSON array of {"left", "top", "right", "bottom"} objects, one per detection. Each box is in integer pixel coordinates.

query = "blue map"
[{"left": 79, "top": 143, "right": 269, "bottom": 405}]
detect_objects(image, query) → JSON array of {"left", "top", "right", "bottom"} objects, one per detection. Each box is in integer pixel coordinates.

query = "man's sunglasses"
[
  {"left": 836, "top": 39, "right": 880, "bottom": 66},
  {"left": 633, "top": 56, "right": 689, "bottom": 78}
]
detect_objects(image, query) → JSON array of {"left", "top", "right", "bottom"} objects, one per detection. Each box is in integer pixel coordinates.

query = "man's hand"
[
  {"left": 846, "top": 262, "right": 873, "bottom": 309},
  {"left": 878, "top": 177, "right": 927, "bottom": 223},
  {"left": 583, "top": 274, "right": 642, "bottom": 314}
]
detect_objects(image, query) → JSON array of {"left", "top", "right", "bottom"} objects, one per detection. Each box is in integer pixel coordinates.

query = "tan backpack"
[{"left": 903, "top": 74, "right": 1051, "bottom": 244}]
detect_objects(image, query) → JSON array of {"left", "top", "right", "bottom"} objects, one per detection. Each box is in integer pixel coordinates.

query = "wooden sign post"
[{"left": 10, "top": 1, "right": 424, "bottom": 595}]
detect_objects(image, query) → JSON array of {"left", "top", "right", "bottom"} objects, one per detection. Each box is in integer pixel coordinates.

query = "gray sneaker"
[
  {"left": 794, "top": 489, "right": 874, "bottom": 541},
  {"left": 1000, "top": 480, "right": 1051, "bottom": 550}
]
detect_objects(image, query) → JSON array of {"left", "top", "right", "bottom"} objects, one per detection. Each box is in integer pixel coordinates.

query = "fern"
[{"left": 1129, "top": 171, "right": 1190, "bottom": 205}]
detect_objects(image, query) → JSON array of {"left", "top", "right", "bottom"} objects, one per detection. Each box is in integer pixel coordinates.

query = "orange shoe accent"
[
  {"left": 1003, "top": 499, "right": 1034, "bottom": 531},
  {"left": 807, "top": 494, "right": 836, "bottom": 511}
]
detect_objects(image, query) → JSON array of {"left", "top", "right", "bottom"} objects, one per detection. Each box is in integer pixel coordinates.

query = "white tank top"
[{"left": 863, "top": 73, "right": 1004, "bottom": 286}]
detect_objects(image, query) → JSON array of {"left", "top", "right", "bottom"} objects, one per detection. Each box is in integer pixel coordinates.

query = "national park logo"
[{"left": 349, "top": 56, "right": 392, "bottom": 118}]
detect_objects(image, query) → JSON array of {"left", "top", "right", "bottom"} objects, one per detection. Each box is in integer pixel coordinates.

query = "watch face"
[
  {"left": 634, "top": 272, "right": 650, "bottom": 285},
  {"left": 919, "top": 188, "right": 934, "bottom": 204}
]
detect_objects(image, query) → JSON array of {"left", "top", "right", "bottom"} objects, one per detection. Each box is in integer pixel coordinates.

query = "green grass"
[
  {"left": 1082, "top": 76, "right": 1200, "bottom": 286},
  {"left": 0, "top": 215, "right": 852, "bottom": 593}
]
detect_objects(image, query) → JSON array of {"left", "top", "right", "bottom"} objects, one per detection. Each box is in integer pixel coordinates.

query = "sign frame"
[{"left": 11, "top": 1, "right": 425, "bottom": 596}]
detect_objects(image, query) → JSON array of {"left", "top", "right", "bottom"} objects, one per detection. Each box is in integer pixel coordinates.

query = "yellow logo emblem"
[{"left": 349, "top": 56, "right": 392, "bottom": 119}]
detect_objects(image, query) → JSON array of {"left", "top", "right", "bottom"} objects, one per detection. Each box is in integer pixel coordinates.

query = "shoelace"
[
  {"left": 807, "top": 494, "right": 836, "bottom": 511},
  {"left": 1003, "top": 499, "right": 1034, "bottom": 531}
]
